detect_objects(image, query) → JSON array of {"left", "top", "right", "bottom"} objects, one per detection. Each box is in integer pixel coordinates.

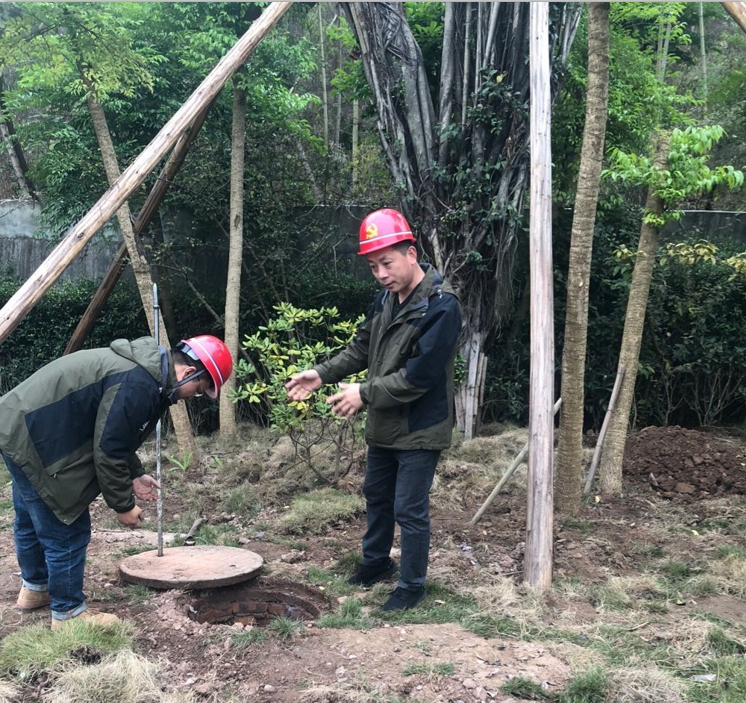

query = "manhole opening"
[{"left": 187, "top": 578, "right": 327, "bottom": 628}]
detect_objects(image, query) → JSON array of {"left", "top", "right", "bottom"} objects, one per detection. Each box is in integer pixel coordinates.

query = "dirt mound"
[{"left": 624, "top": 426, "right": 746, "bottom": 499}]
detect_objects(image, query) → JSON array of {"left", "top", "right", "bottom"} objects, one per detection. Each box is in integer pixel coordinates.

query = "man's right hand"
[
  {"left": 117, "top": 506, "right": 144, "bottom": 529},
  {"left": 285, "top": 369, "right": 322, "bottom": 401}
]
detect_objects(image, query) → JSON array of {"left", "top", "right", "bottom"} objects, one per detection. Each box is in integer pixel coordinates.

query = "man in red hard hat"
[
  {"left": 287, "top": 208, "right": 461, "bottom": 611},
  {"left": 0, "top": 334, "right": 232, "bottom": 628}
]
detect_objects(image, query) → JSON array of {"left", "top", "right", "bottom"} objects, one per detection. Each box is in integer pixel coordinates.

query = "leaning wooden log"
[
  {"left": 64, "top": 101, "right": 215, "bottom": 355},
  {"left": 722, "top": 2, "right": 746, "bottom": 35},
  {"left": 469, "top": 399, "right": 562, "bottom": 527},
  {"left": 0, "top": 1, "right": 291, "bottom": 345},
  {"left": 583, "top": 364, "right": 626, "bottom": 494}
]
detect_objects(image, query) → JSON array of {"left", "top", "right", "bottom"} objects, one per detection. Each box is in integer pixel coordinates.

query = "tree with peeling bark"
[
  {"left": 340, "top": 2, "right": 581, "bottom": 438},
  {"left": 598, "top": 127, "right": 743, "bottom": 495},
  {"left": 0, "top": 2, "right": 198, "bottom": 457},
  {"left": 556, "top": 3, "right": 611, "bottom": 517}
]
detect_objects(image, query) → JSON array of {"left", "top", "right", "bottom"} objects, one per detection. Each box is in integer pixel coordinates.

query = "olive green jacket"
[
  {"left": 315, "top": 265, "right": 461, "bottom": 450},
  {"left": 0, "top": 338, "right": 176, "bottom": 524}
]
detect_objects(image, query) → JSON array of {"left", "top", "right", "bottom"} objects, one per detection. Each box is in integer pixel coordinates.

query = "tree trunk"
[
  {"left": 0, "top": 118, "right": 30, "bottom": 199},
  {"left": 84, "top": 88, "right": 198, "bottom": 460},
  {"left": 699, "top": 3, "right": 708, "bottom": 112},
  {"left": 598, "top": 134, "right": 671, "bottom": 496},
  {"left": 318, "top": 3, "right": 329, "bottom": 149},
  {"left": 352, "top": 99, "right": 359, "bottom": 184},
  {"left": 219, "top": 83, "right": 246, "bottom": 442},
  {"left": 556, "top": 2, "right": 610, "bottom": 516}
]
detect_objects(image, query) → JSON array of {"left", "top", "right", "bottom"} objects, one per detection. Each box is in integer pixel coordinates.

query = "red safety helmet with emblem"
[
  {"left": 358, "top": 208, "right": 416, "bottom": 256},
  {"left": 177, "top": 335, "right": 233, "bottom": 398}
]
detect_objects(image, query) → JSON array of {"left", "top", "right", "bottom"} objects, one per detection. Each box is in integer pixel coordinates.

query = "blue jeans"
[
  {"left": 3, "top": 452, "right": 91, "bottom": 620},
  {"left": 362, "top": 447, "right": 440, "bottom": 591}
]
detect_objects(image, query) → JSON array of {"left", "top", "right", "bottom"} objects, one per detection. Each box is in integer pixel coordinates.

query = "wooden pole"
[
  {"left": 722, "top": 2, "right": 746, "bottom": 34},
  {"left": 584, "top": 365, "right": 626, "bottom": 494},
  {"left": 470, "top": 399, "right": 562, "bottom": 526},
  {"left": 524, "top": 2, "right": 554, "bottom": 593},
  {"left": 0, "top": 1, "right": 291, "bottom": 345},
  {"left": 63, "top": 101, "right": 214, "bottom": 355}
]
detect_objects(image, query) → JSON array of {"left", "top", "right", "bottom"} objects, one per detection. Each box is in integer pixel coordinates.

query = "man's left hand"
[
  {"left": 133, "top": 475, "right": 160, "bottom": 502},
  {"left": 327, "top": 382, "right": 364, "bottom": 418}
]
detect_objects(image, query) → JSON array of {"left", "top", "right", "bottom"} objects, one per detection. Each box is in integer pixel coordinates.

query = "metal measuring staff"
[{"left": 153, "top": 283, "right": 164, "bottom": 557}]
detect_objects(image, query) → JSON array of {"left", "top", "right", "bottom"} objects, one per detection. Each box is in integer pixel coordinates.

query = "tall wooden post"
[
  {"left": 524, "top": 2, "right": 554, "bottom": 593},
  {"left": 722, "top": 2, "right": 746, "bottom": 34},
  {"left": 0, "top": 1, "right": 291, "bottom": 345}
]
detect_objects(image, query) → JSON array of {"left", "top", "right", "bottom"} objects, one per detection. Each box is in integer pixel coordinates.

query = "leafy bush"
[{"left": 236, "top": 303, "right": 366, "bottom": 484}]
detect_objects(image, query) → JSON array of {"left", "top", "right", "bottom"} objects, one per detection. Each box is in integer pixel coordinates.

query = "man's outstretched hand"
[
  {"left": 133, "top": 475, "right": 160, "bottom": 502},
  {"left": 327, "top": 382, "right": 363, "bottom": 418},
  {"left": 285, "top": 369, "right": 323, "bottom": 401}
]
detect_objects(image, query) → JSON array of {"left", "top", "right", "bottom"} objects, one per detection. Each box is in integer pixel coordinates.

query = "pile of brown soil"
[{"left": 624, "top": 426, "right": 746, "bottom": 499}]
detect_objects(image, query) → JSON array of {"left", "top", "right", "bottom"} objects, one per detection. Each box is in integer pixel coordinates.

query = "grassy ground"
[{"left": 1, "top": 424, "right": 745, "bottom": 702}]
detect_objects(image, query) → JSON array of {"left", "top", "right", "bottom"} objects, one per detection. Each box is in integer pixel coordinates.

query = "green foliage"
[
  {"left": 500, "top": 677, "right": 554, "bottom": 700},
  {"left": 605, "top": 126, "right": 744, "bottom": 226},
  {"left": 558, "top": 669, "right": 609, "bottom": 703},
  {"left": 237, "top": 303, "right": 366, "bottom": 484},
  {"left": 0, "top": 275, "right": 147, "bottom": 394}
]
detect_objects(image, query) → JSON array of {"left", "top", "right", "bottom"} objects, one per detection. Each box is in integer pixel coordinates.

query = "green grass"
[
  {"left": 561, "top": 519, "right": 593, "bottom": 533},
  {"left": 268, "top": 617, "right": 304, "bottom": 641},
  {"left": 124, "top": 583, "right": 153, "bottom": 606},
  {"left": 401, "top": 661, "right": 455, "bottom": 677},
  {"left": 714, "top": 544, "right": 746, "bottom": 560},
  {"left": 706, "top": 628, "right": 746, "bottom": 655},
  {"left": 659, "top": 559, "right": 692, "bottom": 582},
  {"left": 0, "top": 500, "right": 13, "bottom": 512},
  {"left": 220, "top": 484, "right": 262, "bottom": 518},
  {"left": 687, "top": 657, "right": 746, "bottom": 703},
  {"left": 231, "top": 628, "right": 267, "bottom": 650},
  {"left": 318, "top": 598, "right": 373, "bottom": 630},
  {"left": 192, "top": 524, "right": 239, "bottom": 547},
  {"left": 0, "top": 621, "right": 133, "bottom": 680},
  {"left": 501, "top": 676, "right": 554, "bottom": 700},
  {"left": 306, "top": 566, "right": 355, "bottom": 597},
  {"left": 279, "top": 488, "right": 365, "bottom": 535},
  {"left": 119, "top": 544, "right": 154, "bottom": 557},
  {"left": 558, "top": 669, "right": 609, "bottom": 703}
]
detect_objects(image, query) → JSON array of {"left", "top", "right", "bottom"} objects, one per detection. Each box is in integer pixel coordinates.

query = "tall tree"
[
  {"left": 219, "top": 78, "right": 247, "bottom": 441},
  {"left": 341, "top": 2, "right": 581, "bottom": 438},
  {"left": 598, "top": 127, "right": 743, "bottom": 494},
  {"left": 556, "top": 3, "right": 611, "bottom": 516}
]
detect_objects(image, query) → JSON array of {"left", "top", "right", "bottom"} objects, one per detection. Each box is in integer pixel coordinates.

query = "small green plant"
[
  {"left": 166, "top": 451, "right": 193, "bottom": 473},
  {"left": 237, "top": 303, "right": 367, "bottom": 485},
  {"left": 124, "top": 583, "right": 153, "bottom": 606}
]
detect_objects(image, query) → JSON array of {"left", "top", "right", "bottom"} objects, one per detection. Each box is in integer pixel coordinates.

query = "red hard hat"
[
  {"left": 358, "top": 208, "right": 415, "bottom": 255},
  {"left": 178, "top": 335, "right": 233, "bottom": 398}
]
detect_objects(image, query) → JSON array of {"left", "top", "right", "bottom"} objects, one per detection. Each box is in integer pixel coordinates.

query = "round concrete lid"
[{"left": 119, "top": 546, "right": 264, "bottom": 589}]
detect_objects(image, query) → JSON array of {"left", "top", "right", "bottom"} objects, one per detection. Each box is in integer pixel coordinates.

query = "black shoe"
[
  {"left": 346, "top": 559, "right": 397, "bottom": 587},
  {"left": 381, "top": 586, "right": 426, "bottom": 612}
]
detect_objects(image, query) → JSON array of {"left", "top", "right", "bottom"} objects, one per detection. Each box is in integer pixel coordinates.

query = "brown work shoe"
[
  {"left": 17, "top": 586, "right": 50, "bottom": 610},
  {"left": 51, "top": 610, "right": 120, "bottom": 630}
]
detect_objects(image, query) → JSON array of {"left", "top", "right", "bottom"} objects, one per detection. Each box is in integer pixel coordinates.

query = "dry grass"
[
  {"left": 610, "top": 665, "right": 685, "bottom": 703},
  {"left": 0, "top": 680, "right": 19, "bottom": 703},
  {"left": 591, "top": 575, "right": 667, "bottom": 612},
  {"left": 46, "top": 650, "right": 190, "bottom": 703},
  {"left": 279, "top": 488, "right": 365, "bottom": 535},
  {"left": 471, "top": 575, "right": 547, "bottom": 626},
  {"left": 708, "top": 553, "right": 746, "bottom": 597}
]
